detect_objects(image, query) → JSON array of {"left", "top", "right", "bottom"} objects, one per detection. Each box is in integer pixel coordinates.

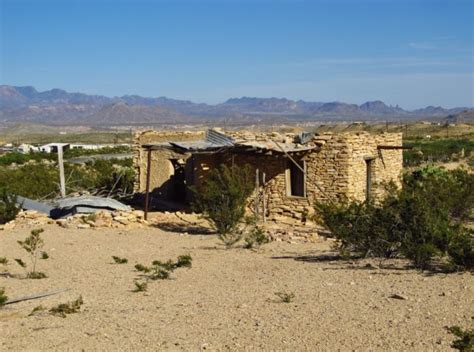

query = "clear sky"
[{"left": 0, "top": 0, "right": 472, "bottom": 109}]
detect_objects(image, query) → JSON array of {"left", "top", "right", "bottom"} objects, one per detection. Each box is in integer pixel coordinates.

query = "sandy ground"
[{"left": 0, "top": 223, "right": 473, "bottom": 351}]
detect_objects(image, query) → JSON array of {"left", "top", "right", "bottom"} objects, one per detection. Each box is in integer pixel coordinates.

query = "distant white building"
[
  {"left": 18, "top": 143, "right": 41, "bottom": 153},
  {"left": 70, "top": 143, "right": 129, "bottom": 150},
  {"left": 39, "top": 143, "right": 71, "bottom": 153},
  {"left": 70, "top": 144, "right": 106, "bottom": 150}
]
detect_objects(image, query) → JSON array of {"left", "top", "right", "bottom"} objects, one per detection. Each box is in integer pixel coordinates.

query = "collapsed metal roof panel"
[
  {"left": 168, "top": 129, "right": 235, "bottom": 152},
  {"left": 205, "top": 129, "right": 235, "bottom": 146},
  {"left": 235, "top": 140, "right": 317, "bottom": 153},
  {"left": 55, "top": 196, "right": 131, "bottom": 212},
  {"left": 168, "top": 141, "right": 229, "bottom": 152}
]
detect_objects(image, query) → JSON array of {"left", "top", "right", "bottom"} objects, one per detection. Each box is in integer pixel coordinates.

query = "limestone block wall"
[
  {"left": 133, "top": 130, "right": 204, "bottom": 193},
  {"left": 344, "top": 132, "right": 403, "bottom": 201},
  {"left": 132, "top": 130, "right": 403, "bottom": 222},
  {"left": 239, "top": 132, "right": 403, "bottom": 221}
]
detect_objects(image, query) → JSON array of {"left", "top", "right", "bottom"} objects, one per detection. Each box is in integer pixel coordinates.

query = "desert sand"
[{"left": 0, "top": 223, "right": 473, "bottom": 351}]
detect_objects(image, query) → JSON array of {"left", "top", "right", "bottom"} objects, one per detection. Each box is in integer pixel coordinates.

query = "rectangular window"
[{"left": 286, "top": 160, "right": 306, "bottom": 197}]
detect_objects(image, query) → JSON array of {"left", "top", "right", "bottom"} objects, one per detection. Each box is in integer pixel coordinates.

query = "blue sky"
[{"left": 0, "top": 0, "right": 472, "bottom": 109}]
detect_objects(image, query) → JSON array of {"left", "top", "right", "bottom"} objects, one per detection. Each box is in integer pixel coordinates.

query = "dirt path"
[{"left": 1, "top": 225, "right": 472, "bottom": 351}]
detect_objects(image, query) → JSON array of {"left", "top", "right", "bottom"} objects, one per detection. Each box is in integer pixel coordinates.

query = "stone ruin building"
[{"left": 133, "top": 129, "right": 403, "bottom": 222}]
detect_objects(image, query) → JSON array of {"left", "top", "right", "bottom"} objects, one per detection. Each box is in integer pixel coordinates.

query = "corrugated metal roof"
[
  {"left": 168, "top": 129, "right": 235, "bottom": 152},
  {"left": 205, "top": 129, "right": 235, "bottom": 146},
  {"left": 169, "top": 140, "right": 229, "bottom": 151},
  {"left": 236, "top": 140, "right": 317, "bottom": 153}
]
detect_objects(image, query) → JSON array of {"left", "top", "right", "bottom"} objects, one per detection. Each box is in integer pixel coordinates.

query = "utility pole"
[{"left": 57, "top": 145, "right": 66, "bottom": 198}]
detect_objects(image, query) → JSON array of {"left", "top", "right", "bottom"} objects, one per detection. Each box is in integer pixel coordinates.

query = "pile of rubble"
[{"left": 1, "top": 209, "right": 151, "bottom": 231}]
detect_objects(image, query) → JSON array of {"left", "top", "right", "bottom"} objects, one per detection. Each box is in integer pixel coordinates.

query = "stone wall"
[
  {"left": 133, "top": 130, "right": 204, "bottom": 193},
  {"left": 133, "top": 130, "right": 403, "bottom": 222},
  {"left": 230, "top": 132, "right": 403, "bottom": 222}
]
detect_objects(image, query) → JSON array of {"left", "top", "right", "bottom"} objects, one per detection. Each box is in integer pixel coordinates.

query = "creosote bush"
[
  {"left": 191, "top": 164, "right": 254, "bottom": 248},
  {"left": 316, "top": 166, "right": 474, "bottom": 271},
  {"left": 447, "top": 326, "right": 474, "bottom": 352},
  {"left": 112, "top": 256, "right": 128, "bottom": 264},
  {"left": 243, "top": 216, "right": 269, "bottom": 249},
  {"left": 135, "top": 254, "right": 192, "bottom": 281},
  {"left": 0, "top": 189, "right": 20, "bottom": 224},
  {"left": 133, "top": 281, "right": 148, "bottom": 292},
  {"left": 16, "top": 228, "right": 48, "bottom": 278},
  {"left": 275, "top": 291, "right": 295, "bottom": 303},
  {"left": 49, "top": 296, "right": 84, "bottom": 318}
]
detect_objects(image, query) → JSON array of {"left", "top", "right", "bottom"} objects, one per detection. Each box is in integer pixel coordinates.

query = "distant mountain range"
[{"left": 0, "top": 85, "right": 471, "bottom": 125}]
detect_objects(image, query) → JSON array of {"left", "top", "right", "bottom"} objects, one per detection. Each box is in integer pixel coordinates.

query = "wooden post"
[
  {"left": 255, "top": 168, "right": 259, "bottom": 221},
  {"left": 57, "top": 146, "right": 66, "bottom": 198},
  {"left": 144, "top": 148, "right": 152, "bottom": 220},
  {"left": 262, "top": 172, "right": 266, "bottom": 223}
]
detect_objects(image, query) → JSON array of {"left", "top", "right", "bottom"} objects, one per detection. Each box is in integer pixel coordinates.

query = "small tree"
[
  {"left": 17, "top": 228, "right": 47, "bottom": 278},
  {"left": 192, "top": 164, "right": 254, "bottom": 247},
  {"left": 0, "top": 189, "right": 20, "bottom": 224}
]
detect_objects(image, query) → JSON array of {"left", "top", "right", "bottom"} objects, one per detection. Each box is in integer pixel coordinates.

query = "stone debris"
[
  {"left": 2, "top": 207, "right": 325, "bottom": 244},
  {"left": 1, "top": 209, "right": 150, "bottom": 231}
]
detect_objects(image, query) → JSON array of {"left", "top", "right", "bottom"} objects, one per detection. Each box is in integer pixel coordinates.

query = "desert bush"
[
  {"left": 0, "top": 152, "right": 55, "bottom": 166},
  {"left": 275, "top": 291, "right": 295, "bottom": 303},
  {"left": 28, "top": 305, "right": 46, "bottom": 316},
  {"left": 133, "top": 281, "right": 148, "bottom": 292},
  {"left": 135, "top": 255, "right": 192, "bottom": 281},
  {"left": 49, "top": 296, "right": 83, "bottom": 318},
  {"left": 16, "top": 228, "right": 48, "bottom": 278},
  {"left": 0, "top": 189, "right": 20, "bottom": 224},
  {"left": 244, "top": 217, "right": 269, "bottom": 249},
  {"left": 316, "top": 167, "right": 474, "bottom": 270},
  {"left": 403, "top": 138, "right": 474, "bottom": 166},
  {"left": 0, "top": 257, "right": 8, "bottom": 265},
  {"left": 448, "top": 230, "right": 474, "bottom": 269},
  {"left": 447, "top": 326, "right": 474, "bottom": 352},
  {"left": 112, "top": 256, "right": 128, "bottom": 264},
  {"left": 0, "top": 159, "right": 134, "bottom": 200},
  {"left": 0, "top": 288, "right": 7, "bottom": 307},
  {"left": 191, "top": 164, "right": 254, "bottom": 248}
]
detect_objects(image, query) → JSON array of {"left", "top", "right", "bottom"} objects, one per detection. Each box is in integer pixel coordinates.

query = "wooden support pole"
[
  {"left": 57, "top": 146, "right": 66, "bottom": 198},
  {"left": 255, "top": 168, "right": 259, "bottom": 220},
  {"left": 262, "top": 172, "right": 266, "bottom": 223},
  {"left": 144, "top": 148, "right": 152, "bottom": 221}
]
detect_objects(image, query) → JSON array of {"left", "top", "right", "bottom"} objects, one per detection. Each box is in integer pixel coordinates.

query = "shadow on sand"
[{"left": 152, "top": 221, "right": 215, "bottom": 235}]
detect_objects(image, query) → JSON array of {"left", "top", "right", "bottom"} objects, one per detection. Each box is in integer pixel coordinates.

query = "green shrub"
[
  {"left": 447, "top": 326, "right": 474, "bottom": 352},
  {"left": 403, "top": 138, "right": 474, "bottom": 166},
  {"left": 275, "top": 291, "right": 295, "bottom": 303},
  {"left": 17, "top": 228, "right": 48, "bottom": 278},
  {"left": 49, "top": 296, "right": 83, "bottom": 318},
  {"left": 448, "top": 230, "right": 474, "bottom": 269},
  {"left": 191, "top": 164, "right": 254, "bottom": 248},
  {"left": 0, "top": 189, "right": 20, "bottom": 224},
  {"left": 0, "top": 288, "right": 7, "bottom": 307},
  {"left": 316, "top": 167, "right": 474, "bottom": 270},
  {"left": 135, "top": 255, "right": 192, "bottom": 283},
  {"left": 133, "top": 281, "right": 148, "bottom": 292},
  {"left": 244, "top": 224, "right": 269, "bottom": 249},
  {"left": 0, "top": 159, "right": 134, "bottom": 200},
  {"left": 112, "top": 256, "right": 128, "bottom": 264}
]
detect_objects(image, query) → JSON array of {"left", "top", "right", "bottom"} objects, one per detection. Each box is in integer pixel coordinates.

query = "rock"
[{"left": 77, "top": 223, "right": 91, "bottom": 229}]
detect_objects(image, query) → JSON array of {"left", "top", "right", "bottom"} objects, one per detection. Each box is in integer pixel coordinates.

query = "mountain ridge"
[{"left": 0, "top": 85, "right": 471, "bottom": 125}]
